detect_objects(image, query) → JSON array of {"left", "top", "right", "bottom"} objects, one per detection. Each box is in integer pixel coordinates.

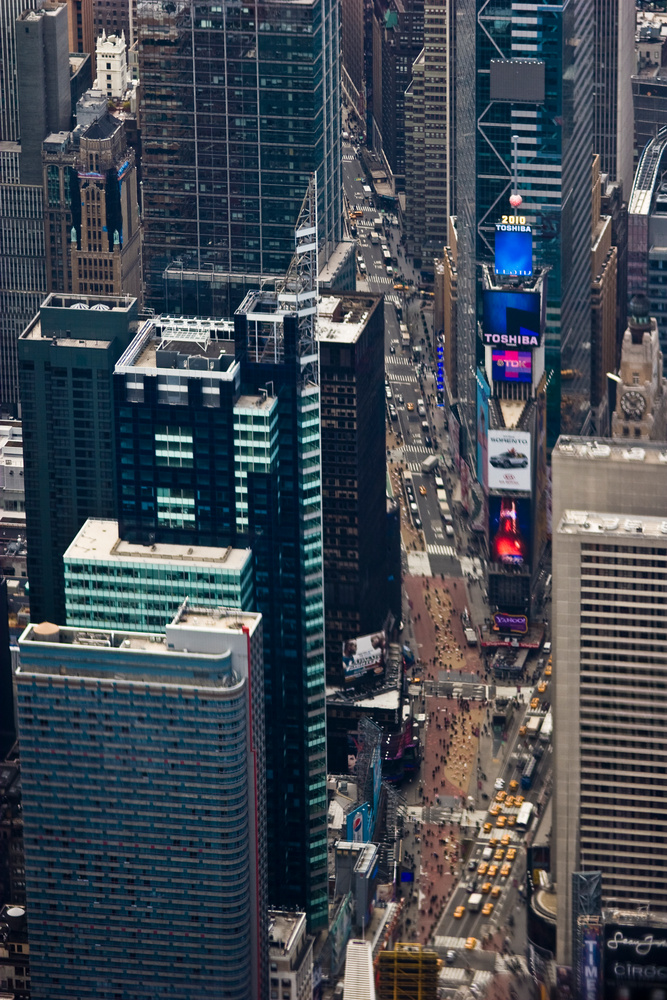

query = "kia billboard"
[{"left": 488, "top": 429, "right": 532, "bottom": 492}]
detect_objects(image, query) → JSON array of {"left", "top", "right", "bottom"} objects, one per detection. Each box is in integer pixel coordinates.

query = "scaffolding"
[{"left": 376, "top": 942, "right": 439, "bottom": 1000}]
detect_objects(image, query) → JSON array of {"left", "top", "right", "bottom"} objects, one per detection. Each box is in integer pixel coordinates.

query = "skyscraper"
[
  {"left": 138, "top": 0, "right": 342, "bottom": 311},
  {"left": 455, "top": 0, "right": 594, "bottom": 455},
  {"left": 552, "top": 437, "right": 667, "bottom": 964},
  {"left": 17, "top": 605, "right": 268, "bottom": 999},
  {"left": 593, "top": 0, "right": 634, "bottom": 193},
  {"left": 18, "top": 293, "right": 139, "bottom": 624}
]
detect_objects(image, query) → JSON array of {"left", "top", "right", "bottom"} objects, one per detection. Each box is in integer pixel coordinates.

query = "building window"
[
  {"left": 156, "top": 488, "right": 196, "bottom": 527},
  {"left": 155, "top": 426, "right": 194, "bottom": 467}
]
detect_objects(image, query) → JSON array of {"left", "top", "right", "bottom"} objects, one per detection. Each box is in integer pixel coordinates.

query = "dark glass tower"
[
  {"left": 138, "top": 0, "right": 342, "bottom": 311},
  {"left": 455, "top": 0, "right": 594, "bottom": 452}
]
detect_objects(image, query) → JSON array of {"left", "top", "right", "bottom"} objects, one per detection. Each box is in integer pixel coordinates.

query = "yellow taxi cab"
[
  {"left": 491, "top": 885, "right": 502, "bottom": 898},
  {"left": 538, "top": 681, "right": 547, "bottom": 694},
  {"left": 483, "top": 822, "right": 493, "bottom": 833},
  {"left": 477, "top": 861, "right": 489, "bottom": 875},
  {"left": 488, "top": 864, "right": 499, "bottom": 878},
  {"left": 482, "top": 902, "right": 494, "bottom": 917},
  {"left": 519, "top": 725, "right": 527, "bottom": 737},
  {"left": 419, "top": 485, "right": 427, "bottom": 495},
  {"left": 488, "top": 836, "right": 499, "bottom": 848},
  {"left": 465, "top": 937, "right": 477, "bottom": 951},
  {"left": 481, "top": 881, "right": 492, "bottom": 894},
  {"left": 454, "top": 905, "right": 465, "bottom": 919},
  {"left": 495, "top": 790, "right": 507, "bottom": 802},
  {"left": 507, "top": 815, "right": 517, "bottom": 827},
  {"left": 349, "top": 210, "right": 364, "bottom": 219},
  {"left": 506, "top": 848, "right": 517, "bottom": 861},
  {"left": 500, "top": 863, "right": 512, "bottom": 878},
  {"left": 545, "top": 663, "right": 552, "bottom": 677},
  {"left": 494, "top": 848, "right": 505, "bottom": 861},
  {"left": 509, "top": 779, "right": 519, "bottom": 790},
  {"left": 515, "top": 795, "right": 525, "bottom": 806},
  {"left": 501, "top": 833, "right": 511, "bottom": 846},
  {"left": 531, "top": 697, "right": 540, "bottom": 710},
  {"left": 496, "top": 816, "right": 506, "bottom": 828},
  {"left": 489, "top": 804, "right": 501, "bottom": 816},
  {"left": 407, "top": 402, "right": 414, "bottom": 412}
]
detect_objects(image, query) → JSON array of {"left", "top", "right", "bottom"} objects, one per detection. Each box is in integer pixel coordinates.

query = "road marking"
[
  {"left": 385, "top": 355, "right": 413, "bottom": 366},
  {"left": 385, "top": 294, "right": 401, "bottom": 306},
  {"left": 387, "top": 373, "right": 417, "bottom": 384},
  {"left": 427, "top": 543, "right": 456, "bottom": 556}
]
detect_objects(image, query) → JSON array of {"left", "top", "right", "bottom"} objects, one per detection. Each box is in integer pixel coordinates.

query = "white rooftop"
[{"left": 558, "top": 509, "right": 667, "bottom": 539}]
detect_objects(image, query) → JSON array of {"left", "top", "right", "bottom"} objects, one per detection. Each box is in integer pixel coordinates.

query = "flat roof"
[
  {"left": 558, "top": 509, "right": 667, "bottom": 540},
  {"left": 268, "top": 911, "right": 306, "bottom": 955},
  {"left": 115, "top": 317, "right": 237, "bottom": 377},
  {"left": 235, "top": 393, "right": 277, "bottom": 413},
  {"left": 317, "top": 295, "right": 377, "bottom": 344},
  {"left": 554, "top": 436, "right": 667, "bottom": 466},
  {"left": 65, "top": 519, "right": 251, "bottom": 571}
]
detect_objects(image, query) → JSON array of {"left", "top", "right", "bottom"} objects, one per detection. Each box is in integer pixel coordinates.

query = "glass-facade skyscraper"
[
  {"left": 17, "top": 606, "right": 268, "bottom": 1000},
  {"left": 138, "top": 0, "right": 342, "bottom": 311},
  {"left": 456, "top": 0, "right": 594, "bottom": 453}
]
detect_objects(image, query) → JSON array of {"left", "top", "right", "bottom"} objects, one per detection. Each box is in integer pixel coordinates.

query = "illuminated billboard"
[
  {"left": 342, "top": 631, "right": 386, "bottom": 682},
  {"left": 495, "top": 225, "right": 533, "bottom": 277},
  {"left": 482, "top": 291, "right": 541, "bottom": 346},
  {"left": 602, "top": 922, "right": 667, "bottom": 1000},
  {"left": 489, "top": 496, "right": 531, "bottom": 568},
  {"left": 476, "top": 371, "right": 490, "bottom": 493},
  {"left": 488, "top": 429, "right": 531, "bottom": 492},
  {"left": 492, "top": 349, "right": 532, "bottom": 384}
]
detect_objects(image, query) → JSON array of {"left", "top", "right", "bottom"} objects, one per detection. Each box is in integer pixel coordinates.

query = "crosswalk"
[
  {"left": 369, "top": 275, "right": 394, "bottom": 286},
  {"left": 433, "top": 935, "right": 470, "bottom": 951},
  {"left": 404, "top": 444, "right": 431, "bottom": 455},
  {"left": 387, "top": 373, "right": 417, "bottom": 385},
  {"left": 427, "top": 543, "right": 456, "bottom": 557},
  {"left": 385, "top": 293, "right": 401, "bottom": 306},
  {"left": 407, "top": 462, "right": 423, "bottom": 472},
  {"left": 342, "top": 153, "right": 354, "bottom": 162},
  {"left": 385, "top": 355, "right": 413, "bottom": 366}
]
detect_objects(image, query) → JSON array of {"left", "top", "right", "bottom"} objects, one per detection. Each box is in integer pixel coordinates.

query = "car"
[
  {"left": 482, "top": 902, "right": 494, "bottom": 917},
  {"left": 407, "top": 402, "right": 414, "bottom": 412},
  {"left": 491, "top": 885, "right": 501, "bottom": 898},
  {"left": 538, "top": 681, "right": 547, "bottom": 693},
  {"left": 489, "top": 804, "right": 501, "bottom": 817},
  {"left": 496, "top": 790, "right": 507, "bottom": 802},
  {"left": 390, "top": 344, "right": 396, "bottom": 354},
  {"left": 385, "top": 386, "right": 393, "bottom": 399},
  {"left": 515, "top": 795, "right": 525, "bottom": 806},
  {"left": 468, "top": 859, "right": 476, "bottom": 871},
  {"left": 358, "top": 260, "right": 367, "bottom": 273},
  {"left": 496, "top": 816, "right": 507, "bottom": 828},
  {"left": 506, "top": 848, "right": 517, "bottom": 861},
  {"left": 397, "top": 394, "right": 404, "bottom": 405},
  {"left": 386, "top": 265, "right": 394, "bottom": 276},
  {"left": 454, "top": 906, "right": 465, "bottom": 919},
  {"left": 481, "top": 881, "right": 492, "bottom": 894},
  {"left": 509, "top": 779, "right": 519, "bottom": 790},
  {"left": 410, "top": 502, "right": 418, "bottom": 513},
  {"left": 419, "top": 485, "right": 427, "bottom": 496},
  {"left": 477, "top": 861, "right": 489, "bottom": 875},
  {"left": 494, "top": 849, "right": 505, "bottom": 861},
  {"left": 494, "top": 778, "right": 505, "bottom": 791},
  {"left": 414, "top": 517, "right": 422, "bottom": 529},
  {"left": 424, "top": 435, "right": 432, "bottom": 448},
  {"left": 545, "top": 663, "right": 552, "bottom": 677},
  {"left": 488, "top": 864, "right": 498, "bottom": 878},
  {"left": 505, "top": 796, "right": 515, "bottom": 807},
  {"left": 507, "top": 815, "right": 516, "bottom": 826},
  {"left": 501, "top": 863, "right": 512, "bottom": 878},
  {"left": 445, "top": 524, "right": 455, "bottom": 537},
  {"left": 483, "top": 822, "right": 492, "bottom": 833},
  {"left": 489, "top": 449, "right": 528, "bottom": 469},
  {"left": 389, "top": 407, "right": 398, "bottom": 421},
  {"left": 501, "top": 833, "right": 511, "bottom": 846},
  {"left": 519, "top": 725, "right": 527, "bottom": 737},
  {"left": 465, "top": 937, "right": 477, "bottom": 951},
  {"left": 488, "top": 836, "right": 499, "bottom": 847},
  {"left": 446, "top": 950, "right": 457, "bottom": 964}
]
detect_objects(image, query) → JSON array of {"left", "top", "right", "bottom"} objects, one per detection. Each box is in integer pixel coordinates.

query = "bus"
[
  {"left": 516, "top": 801, "right": 535, "bottom": 830},
  {"left": 400, "top": 323, "right": 410, "bottom": 348},
  {"left": 382, "top": 246, "right": 391, "bottom": 264},
  {"left": 539, "top": 710, "right": 553, "bottom": 744},
  {"left": 521, "top": 756, "right": 536, "bottom": 790}
]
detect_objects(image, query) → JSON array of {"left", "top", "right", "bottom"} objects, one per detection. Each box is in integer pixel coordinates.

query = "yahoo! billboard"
[{"left": 493, "top": 612, "right": 528, "bottom": 633}]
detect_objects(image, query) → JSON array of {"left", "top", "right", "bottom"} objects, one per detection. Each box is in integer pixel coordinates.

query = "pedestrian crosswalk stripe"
[
  {"left": 407, "top": 462, "right": 421, "bottom": 472},
  {"left": 385, "top": 355, "right": 413, "bottom": 366},
  {"left": 427, "top": 543, "right": 456, "bottom": 556},
  {"left": 433, "top": 935, "right": 470, "bottom": 950},
  {"left": 404, "top": 444, "right": 430, "bottom": 455},
  {"left": 385, "top": 294, "right": 401, "bottom": 306},
  {"left": 387, "top": 373, "right": 417, "bottom": 384}
]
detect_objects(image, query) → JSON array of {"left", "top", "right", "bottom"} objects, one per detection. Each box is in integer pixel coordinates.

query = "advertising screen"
[
  {"left": 346, "top": 802, "right": 371, "bottom": 844},
  {"left": 488, "top": 429, "right": 532, "bottom": 492},
  {"left": 602, "top": 923, "right": 667, "bottom": 1000},
  {"left": 492, "top": 349, "right": 532, "bottom": 384},
  {"left": 489, "top": 495, "right": 531, "bottom": 568},
  {"left": 476, "top": 372, "right": 490, "bottom": 493},
  {"left": 495, "top": 226, "right": 533, "bottom": 277},
  {"left": 342, "top": 631, "right": 386, "bottom": 681},
  {"left": 482, "top": 291, "right": 541, "bottom": 345}
]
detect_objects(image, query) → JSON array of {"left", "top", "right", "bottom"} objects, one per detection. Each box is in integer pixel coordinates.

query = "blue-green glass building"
[{"left": 17, "top": 606, "right": 267, "bottom": 1000}]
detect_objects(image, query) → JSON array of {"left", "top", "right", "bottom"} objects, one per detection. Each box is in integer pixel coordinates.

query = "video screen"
[
  {"left": 495, "top": 228, "right": 532, "bottom": 277},
  {"left": 492, "top": 349, "right": 532, "bottom": 383},
  {"left": 483, "top": 290, "right": 541, "bottom": 336}
]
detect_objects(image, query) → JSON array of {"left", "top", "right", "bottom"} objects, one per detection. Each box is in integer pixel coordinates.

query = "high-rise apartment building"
[
  {"left": 317, "top": 293, "right": 389, "bottom": 682},
  {"left": 17, "top": 605, "right": 268, "bottom": 999},
  {"left": 18, "top": 293, "right": 138, "bottom": 624},
  {"left": 593, "top": 0, "right": 634, "bottom": 192},
  {"left": 455, "top": 0, "right": 594, "bottom": 455},
  {"left": 552, "top": 437, "right": 667, "bottom": 964},
  {"left": 404, "top": 0, "right": 453, "bottom": 263},
  {"left": 628, "top": 126, "right": 667, "bottom": 356},
  {"left": 93, "top": 0, "right": 136, "bottom": 46},
  {"left": 138, "top": 0, "right": 342, "bottom": 311}
]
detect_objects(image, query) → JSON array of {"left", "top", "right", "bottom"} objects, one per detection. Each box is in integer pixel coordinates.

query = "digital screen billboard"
[
  {"left": 488, "top": 429, "right": 532, "bottom": 492},
  {"left": 495, "top": 226, "right": 533, "bottom": 277},
  {"left": 489, "top": 495, "right": 531, "bottom": 568},
  {"left": 482, "top": 291, "right": 541, "bottom": 346},
  {"left": 476, "top": 371, "right": 490, "bottom": 493},
  {"left": 342, "top": 631, "right": 386, "bottom": 682},
  {"left": 492, "top": 349, "right": 532, "bottom": 384},
  {"left": 603, "top": 923, "right": 667, "bottom": 1000}
]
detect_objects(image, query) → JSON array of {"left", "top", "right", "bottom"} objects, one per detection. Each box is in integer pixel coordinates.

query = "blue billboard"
[
  {"left": 476, "top": 371, "right": 490, "bottom": 493},
  {"left": 482, "top": 290, "right": 541, "bottom": 340},
  {"left": 495, "top": 225, "right": 533, "bottom": 277},
  {"left": 492, "top": 349, "right": 532, "bottom": 384},
  {"left": 346, "top": 802, "right": 371, "bottom": 844}
]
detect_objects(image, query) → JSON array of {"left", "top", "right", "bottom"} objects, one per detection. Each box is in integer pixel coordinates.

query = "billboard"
[
  {"left": 495, "top": 224, "right": 533, "bottom": 277},
  {"left": 603, "top": 923, "right": 667, "bottom": 1000},
  {"left": 492, "top": 349, "right": 532, "bottom": 384},
  {"left": 342, "top": 632, "right": 386, "bottom": 682},
  {"left": 346, "top": 802, "right": 371, "bottom": 844},
  {"left": 449, "top": 410, "right": 460, "bottom": 471},
  {"left": 482, "top": 291, "right": 541, "bottom": 346},
  {"left": 581, "top": 926, "right": 602, "bottom": 1000},
  {"left": 493, "top": 612, "right": 528, "bottom": 633},
  {"left": 476, "top": 371, "right": 490, "bottom": 492},
  {"left": 489, "top": 496, "right": 531, "bottom": 568},
  {"left": 488, "top": 429, "right": 532, "bottom": 492}
]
